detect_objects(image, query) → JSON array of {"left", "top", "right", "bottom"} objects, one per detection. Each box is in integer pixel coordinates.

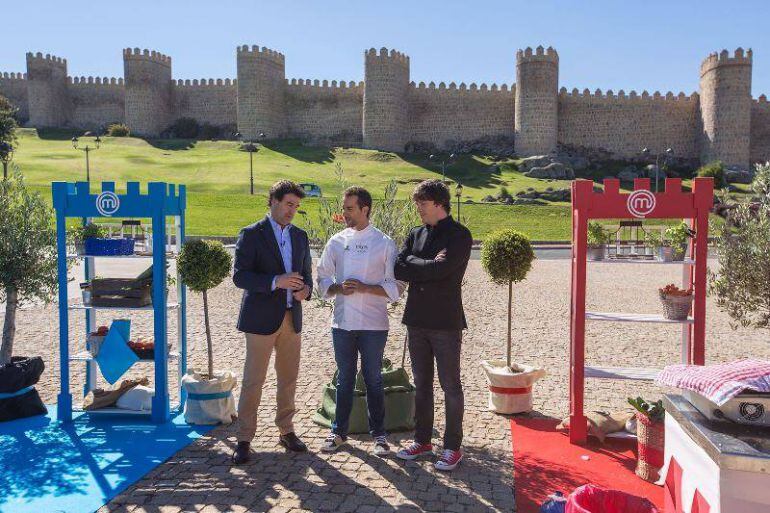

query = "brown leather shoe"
[
  {"left": 232, "top": 441, "right": 251, "bottom": 464},
  {"left": 278, "top": 432, "right": 308, "bottom": 452}
]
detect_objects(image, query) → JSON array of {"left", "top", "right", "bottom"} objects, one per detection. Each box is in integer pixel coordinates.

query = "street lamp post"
[
  {"left": 455, "top": 183, "right": 464, "bottom": 218},
  {"left": 0, "top": 141, "right": 13, "bottom": 180},
  {"left": 236, "top": 132, "right": 266, "bottom": 195},
  {"left": 640, "top": 147, "right": 673, "bottom": 193},
  {"left": 72, "top": 132, "right": 101, "bottom": 182},
  {"left": 429, "top": 153, "right": 456, "bottom": 183}
]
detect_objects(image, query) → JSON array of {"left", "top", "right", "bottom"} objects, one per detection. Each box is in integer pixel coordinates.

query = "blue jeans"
[{"left": 331, "top": 328, "right": 388, "bottom": 438}]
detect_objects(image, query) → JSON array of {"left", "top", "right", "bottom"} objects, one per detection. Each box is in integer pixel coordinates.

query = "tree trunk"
[
  {"left": 507, "top": 280, "right": 512, "bottom": 369},
  {"left": 202, "top": 289, "right": 214, "bottom": 379},
  {"left": 1, "top": 286, "right": 18, "bottom": 366}
]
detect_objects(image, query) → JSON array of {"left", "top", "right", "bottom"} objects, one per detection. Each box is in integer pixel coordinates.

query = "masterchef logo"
[{"left": 627, "top": 190, "right": 656, "bottom": 218}]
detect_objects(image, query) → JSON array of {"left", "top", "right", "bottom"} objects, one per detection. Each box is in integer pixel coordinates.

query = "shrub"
[
  {"left": 498, "top": 186, "right": 511, "bottom": 200},
  {"left": 106, "top": 123, "right": 130, "bottom": 137},
  {"left": 664, "top": 222, "right": 691, "bottom": 258},
  {"left": 170, "top": 117, "right": 200, "bottom": 139},
  {"left": 587, "top": 221, "right": 610, "bottom": 247},
  {"left": 697, "top": 161, "right": 725, "bottom": 189},
  {"left": 481, "top": 229, "right": 535, "bottom": 368},
  {"left": 178, "top": 239, "right": 233, "bottom": 377},
  {"left": 198, "top": 123, "right": 220, "bottom": 140}
]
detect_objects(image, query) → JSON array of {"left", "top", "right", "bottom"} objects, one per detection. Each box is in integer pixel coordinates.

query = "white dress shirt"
[{"left": 316, "top": 224, "right": 402, "bottom": 331}]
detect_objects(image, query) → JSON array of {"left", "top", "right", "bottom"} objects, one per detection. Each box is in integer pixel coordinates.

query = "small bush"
[
  {"left": 498, "top": 186, "right": 511, "bottom": 200},
  {"left": 170, "top": 117, "right": 200, "bottom": 139},
  {"left": 697, "top": 161, "right": 725, "bottom": 189},
  {"left": 198, "top": 123, "right": 220, "bottom": 140},
  {"left": 106, "top": 123, "right": 130, "bottom": 137}
]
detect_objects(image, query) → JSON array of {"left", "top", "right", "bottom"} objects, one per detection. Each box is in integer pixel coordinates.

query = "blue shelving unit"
[{"left": 52, "top": 181, "right": 187, "bottom": 423}]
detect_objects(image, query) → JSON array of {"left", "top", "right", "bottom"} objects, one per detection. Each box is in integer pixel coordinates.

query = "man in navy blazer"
[{"left": 231, "top": 180, "right": 313, "bottom": 464}]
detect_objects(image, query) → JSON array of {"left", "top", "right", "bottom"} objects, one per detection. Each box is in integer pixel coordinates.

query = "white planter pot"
[
  {"left": 481, "top": 359, "right": 546, "bottom": 414},
  {"left": 181, "top": 369, "right": 237, "bottom": 425}
]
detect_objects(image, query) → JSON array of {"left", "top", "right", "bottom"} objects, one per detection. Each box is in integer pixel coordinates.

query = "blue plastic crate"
[{"left": 84, "top": 237, "right": 135, "bottom": 256}]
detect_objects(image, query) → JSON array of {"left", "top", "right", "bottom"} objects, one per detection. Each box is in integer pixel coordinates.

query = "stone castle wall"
[
  {"left": 285, "top": 79, "right": 364, "bottom": 144},
  {"left": 1, "top": 44, "right": 769, "bottom": 168},
  {"left": 408, "top": 82, "right": 515, "bottom": 147},
  {"left": 174, "top": 78, "right": 237, "bottom": 128},
  {"left": 558, "top": 89, "right": 701, "bottom": 159},
  {"left": 68, "top": 76, "right": 125, "bottom": 129},
  {"left": 0, "top": 72, "right": 29, "bottom": 122}
]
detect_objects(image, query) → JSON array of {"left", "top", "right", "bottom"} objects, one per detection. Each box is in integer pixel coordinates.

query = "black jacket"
[
  {"left": 233, "top": 217, "right": 313, "bottom": 335},
  {"left": 394, "top": 216, "right": 472, "bottom": 330}
]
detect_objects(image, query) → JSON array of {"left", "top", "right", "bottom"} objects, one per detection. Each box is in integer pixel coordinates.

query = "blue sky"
[{"left": 2, "top": 0, "right": 768, "bottom": 95}]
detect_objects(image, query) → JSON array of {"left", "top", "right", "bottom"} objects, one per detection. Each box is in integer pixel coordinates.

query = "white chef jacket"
[{"left": 316, "top": 224, "right": 402, "bottom": 331}]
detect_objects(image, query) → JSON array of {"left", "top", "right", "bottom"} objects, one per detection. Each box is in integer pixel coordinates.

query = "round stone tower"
[
  {"left": 236, "top": 45, "right": 286, "bottom": 139},
  {"left": 362, "top": 47, "right": 410, "bottom": 152},
  {"left": 699, "top": 48, "right": 752, "bottom": 168},
  {"left": 26, "top": 52, "right": 69, "bottom": 127},
  {"left": 123, "top": 48, "right": 173, "bottom": 137},
  {"left": 515, "top": 46, "right": 559, "bottom": 156}
]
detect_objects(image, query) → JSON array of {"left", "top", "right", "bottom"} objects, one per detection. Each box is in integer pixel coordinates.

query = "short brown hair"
[
  {"left": 268, "top": 180, "right": 305, "bottom": 206},
  {"left": 412, "top": 179, "right": 451, "bottom": 213},
  {"left": 343, "top": 186, "right": 373, "bottom": 217}
]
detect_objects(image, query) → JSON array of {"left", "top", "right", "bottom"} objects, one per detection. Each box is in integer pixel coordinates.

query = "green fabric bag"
[{"left": 312, "top": 358, "right": 416, "bottom": 434}]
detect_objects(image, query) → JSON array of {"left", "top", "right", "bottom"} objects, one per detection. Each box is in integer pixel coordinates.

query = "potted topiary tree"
[
  {"left": 480, "top": 229, "right": 545, "bottom": 414},
  {"left": 177, "top": 239, "right": 237, "bottom": 425},
  {"left": 587, "top": 221, "right": 610, "bottom": 261},
  {"left": 0, "top": 171, "right": 59, "bottom": 422}
]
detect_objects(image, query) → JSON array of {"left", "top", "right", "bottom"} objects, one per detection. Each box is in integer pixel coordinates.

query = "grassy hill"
[{"left": 13, "top": 128, "right": 576, "bottom": 240}]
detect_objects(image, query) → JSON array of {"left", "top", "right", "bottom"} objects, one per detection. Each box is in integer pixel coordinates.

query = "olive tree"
[
  {"left": 481, "top": 229, "right": 536, "bottom": 368},
  {"left": 0, "top": 171, "right": 58, "bottom": 365},
  {"left": 177, "top": 239, "right": 233, "bottom": 377},
  {"left": 709, "top": 163, "right": 770, "bottom": 333}
]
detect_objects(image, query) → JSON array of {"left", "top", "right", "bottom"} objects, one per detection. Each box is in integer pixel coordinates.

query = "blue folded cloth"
[{"left": 95, "top": 319, "right": 138, "bottom": 385}]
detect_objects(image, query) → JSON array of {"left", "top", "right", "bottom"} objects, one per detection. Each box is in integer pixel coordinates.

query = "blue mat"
[{"left": 0, "top": 406, "right": 216, "bottom": 513}]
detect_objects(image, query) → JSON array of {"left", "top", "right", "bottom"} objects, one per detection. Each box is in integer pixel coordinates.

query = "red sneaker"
[
  {"left": 434, "top": 449, "right": 463, "bottom": 471},
  {"left": 396, "top": 441, "right": 433, "bottom": 461}
]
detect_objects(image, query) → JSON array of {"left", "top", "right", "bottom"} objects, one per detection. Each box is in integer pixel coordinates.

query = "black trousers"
[{"left": 407, "top": 326, "right": 464, "bottom": 451}]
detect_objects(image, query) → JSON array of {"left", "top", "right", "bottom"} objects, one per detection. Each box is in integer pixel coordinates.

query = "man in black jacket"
[
  {"left": 394, "top": 179, "right": 472, "bottom": 471},
  {"left": 231, "top": 180, "right": 313, "bottom": 464}
]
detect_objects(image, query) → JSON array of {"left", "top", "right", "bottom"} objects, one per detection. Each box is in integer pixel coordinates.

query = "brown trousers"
[{"left": 236, "top": 311, "right": 301, "bottom": 442}]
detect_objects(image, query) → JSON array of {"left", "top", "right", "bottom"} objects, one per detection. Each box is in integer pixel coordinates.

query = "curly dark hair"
[
  {"left": 343, "top": 186, "right": 373, "bottom": 217},
  {"left": 268, "top": 180, "right": 305, "bottom": 206},
  {"left": 412, "top": 179, "right": 451, "bottom": 213}
]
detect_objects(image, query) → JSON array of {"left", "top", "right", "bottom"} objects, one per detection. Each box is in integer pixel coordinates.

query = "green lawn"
[{"left": 10, "top": 129, "right": 725, "bottom": 241}]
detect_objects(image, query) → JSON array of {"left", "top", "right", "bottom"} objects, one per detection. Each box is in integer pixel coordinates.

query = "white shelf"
[
  {"left": 592, "top": 258, "right": 695, "bottom": 265},
  {"left": 585, "top": 311, "right": 693, "bottom": 324},
  {"left": 585, "top": 365, "right": 661, "bottom": 381},
  {"left": 68, "top": 302, "right": 180, "bottom": 311},
  {"left": 75, "top": 402, "right": 181, "bottom": 416},
  {"left": 70, "top": 350, "right": 180, "bottom": 362}
]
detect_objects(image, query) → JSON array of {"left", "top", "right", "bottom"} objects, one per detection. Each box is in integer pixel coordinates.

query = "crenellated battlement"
[
  {"left": 516, "top": 45, "right": 558, "bottom": 65},
  {"left": 68, "top": 76, "right": 124, "bottom": 86},
  {"left": 26, "top": 52, "right": 67, "bottom": 68},
  {"left": 559, "top": 86, "right": 698, "bottom": 102},
  {"left": 700, "top": 48, "right": 752, "bottom": 77},
  {"left": 176, "top": 78, "right": 236, "bottom": 87},
  {"left": 287, "top": 78, "right": 363, "bottom": 90},
  {"left": 0, "top": 72, "right": 27, "bottom": 80},
  {"left": 237, "top": 44, "right": 285, "bottom": 65},
  {"left": 365, "top": 47, "right": 410, "bottom": 68},
  {"left": 123, "top": 48, "right": 171, "bottom": 66},
  {"left": 410, "top": 81, "right": 512, "bottom": 93}
]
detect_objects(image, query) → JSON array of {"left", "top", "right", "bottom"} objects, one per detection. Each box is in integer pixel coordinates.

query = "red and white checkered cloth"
[{"left": 656, "top": 359, "right": 770, "bottom": 406}]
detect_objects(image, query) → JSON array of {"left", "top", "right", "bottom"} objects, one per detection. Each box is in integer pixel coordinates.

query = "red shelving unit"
[{"left": 568, "top": 177, "right": 714, "bottom": 444}]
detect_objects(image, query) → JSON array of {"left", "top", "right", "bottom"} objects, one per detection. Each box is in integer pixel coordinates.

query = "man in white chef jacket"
[{"left": 316, "top": 186, "right": 402, "bottom": 456}]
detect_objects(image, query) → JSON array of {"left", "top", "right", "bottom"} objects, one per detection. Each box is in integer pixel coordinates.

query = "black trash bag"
[{"left": 0, "top": 356, "right": 47, "bottom": 422}]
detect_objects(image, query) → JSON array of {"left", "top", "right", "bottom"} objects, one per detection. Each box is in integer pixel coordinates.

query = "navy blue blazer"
[{"left": 233, "top": 217, "right": 313, "bottom": 335}]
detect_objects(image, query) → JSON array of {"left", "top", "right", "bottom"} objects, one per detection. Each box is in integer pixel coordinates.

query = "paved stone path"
[{"left": 13, "top": 259, "right": 768, "bottom": 512}]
